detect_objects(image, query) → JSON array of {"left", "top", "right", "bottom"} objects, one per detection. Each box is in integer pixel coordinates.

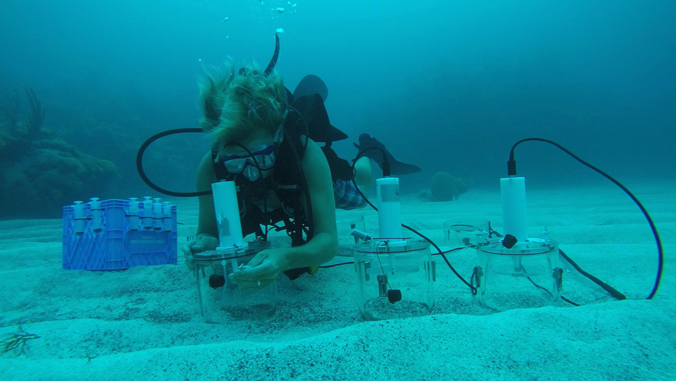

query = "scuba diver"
[
  {"left": 142, "top": 35, "right": 662, "bottom": 306},
  {"left": 180, "top": 37, "right": 421, "bottom": 291}
]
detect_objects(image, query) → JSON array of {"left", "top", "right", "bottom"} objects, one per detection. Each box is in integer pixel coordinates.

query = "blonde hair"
[{"left": 198, "top": 60, "right": 287, "bottom": 151}]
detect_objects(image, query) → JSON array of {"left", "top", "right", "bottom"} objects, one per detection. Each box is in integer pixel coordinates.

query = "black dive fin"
[
  {"left": 293, "top": 75, "right": 328, "bottom": 102},
  {"left": 286, "top": 75, "right": 348, "bottom": 144},
  {"left": 354, "top": 134, "right": 422, "bottom": 175},
  {"left": 285, "top": 94, "right": 347, "bottom": 144}
]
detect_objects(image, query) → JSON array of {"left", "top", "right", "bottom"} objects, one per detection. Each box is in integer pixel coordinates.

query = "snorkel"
[
  {"left": 136, "top": 33, "right": 283, "bottom": 198},
  {"left": 137, "top": 32, "right": 315, "bottom": 245},
  {"left": 264, "top": 33, "right": 280, "bottom": 76}
]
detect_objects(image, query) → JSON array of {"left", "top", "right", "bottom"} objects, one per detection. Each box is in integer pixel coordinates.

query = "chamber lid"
[
  {"left": 477, "top": 238, "right": 558, "bottom": 256},
  {"left": 194, "top": 240, "right": 271, "bottom": 262},
  {"left": 354, "top": 240, "right": 430, "bottom": 254}
]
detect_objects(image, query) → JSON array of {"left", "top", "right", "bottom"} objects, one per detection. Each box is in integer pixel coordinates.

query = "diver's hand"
[
  {"left": 229, "top": 248, "right": 288, "bottom": 292},
  {"left": 181, "top": 235, "right": 219, "bottom": 272}
]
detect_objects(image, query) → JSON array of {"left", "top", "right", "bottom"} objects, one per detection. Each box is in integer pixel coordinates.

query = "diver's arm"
[
  {"left": 281, "top": 138, "right": 338, "bottom": 270},
  {"left": 195, "top": 151, "right": 219, "bottom": 240}
]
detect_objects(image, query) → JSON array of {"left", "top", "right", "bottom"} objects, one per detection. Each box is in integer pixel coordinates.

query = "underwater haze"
[
  {"left": 0, "top": 0, "right": 674, "bottom": 212},
  {"left": 1, "top": 2, "right": 675, "bottom": 380}
]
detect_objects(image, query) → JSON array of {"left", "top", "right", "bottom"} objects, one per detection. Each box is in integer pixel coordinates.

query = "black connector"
[
  {"left": 387, "top": 289, "right": 402, "bottom": 304},
  {"left": 209, "top": 275, "right": 226, "bottom": 289},
  {"left": 507, "top": 159, "right": 517, "bottom": 176},
  {"left": 502, "top": 234, "right": 518, "bottom": 249},
  {"left": 382, "top": 159, "right": 391, "bottom": 177}
]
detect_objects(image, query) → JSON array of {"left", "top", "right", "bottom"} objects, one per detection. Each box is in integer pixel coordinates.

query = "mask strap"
[{"left": 273, "top": 121, "right": 285, "bottom": 144}]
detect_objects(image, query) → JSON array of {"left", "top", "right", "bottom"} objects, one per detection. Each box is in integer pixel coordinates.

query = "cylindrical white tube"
[
  {"left": 153, "top": 198, "right": 163, "bottom": 231},
  {"left": 128, "top": 198, "right": 139, "bottom": 231},
  {"left": 73, "top": 201, "right": 85, "bottom": 235},
  {"left": 90, "top": 197, "right": 103, "bottom": 233},
  {"left": 376, "top": 177, "right": 403, "bottom": 243},
  {"left": 212, "top": 181, "right": 246, "bottom": 249},
  {"left": 500, "top": 177, "right": 528, "bottom": 243},
  {"left": 162, "top": 202, "right": 172, "bottom": 232},
  {"left": 142, "top": 196, "right": 153, "bottom": 230}
]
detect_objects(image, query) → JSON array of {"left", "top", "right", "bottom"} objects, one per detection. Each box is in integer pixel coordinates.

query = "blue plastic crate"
[{"left": 62, "top": 199, "right": 178, "bottom": 270}]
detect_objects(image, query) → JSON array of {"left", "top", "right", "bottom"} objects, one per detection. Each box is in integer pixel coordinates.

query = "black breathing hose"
[
  {"left": 137, "top": 32, "right": 284, "bottom": 199},
  {"left": 136, "top": 128, "right": 210, "bottom": 198}
]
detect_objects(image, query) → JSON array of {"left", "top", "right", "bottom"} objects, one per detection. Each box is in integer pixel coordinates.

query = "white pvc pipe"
[
  {"left": 153, "top": 198, "right": 163, "bottom": 231},
  {"left": 500, "top": 177, "right": 528, "bottom": 243},
  {"left": 376, "top": 177, "right": 404, "bottom": 243},
  {"left": 90, "top": 197, "right": 102, "bottom": 233},
  {"left": 212, "top": 181, "right": 246, "bottom": 249},
  {"left": 143, "top": 196, "right": 153, "bottom": 230},
  {"left": 128, "top": 198, "right": 139, "bottom": 231},
  {"left": 73, "top": 201, "right": 85, "bottom": 235}
]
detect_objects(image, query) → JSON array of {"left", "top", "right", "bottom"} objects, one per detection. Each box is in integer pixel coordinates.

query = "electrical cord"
[
  {"left": 318, "top": 246, "right": 468, "bottom": 269},
  {"left": 489, "top": 227, "right": 620, "bottom": 305},
  {"left": 508, "top": 138, "right": 663, "bottom": 299}
]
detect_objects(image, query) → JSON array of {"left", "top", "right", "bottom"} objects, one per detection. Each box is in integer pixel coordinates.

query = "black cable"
[
  {"left": 319, "top": 261, "right": 355, "bottom": 269},
  {"left": 403, "top": 223, "right": 476, "bottom": 293},
  {"left": 431, "top": 246, "right": 469, "bottom": 256},
  {"left": 318, "top": 247, "right": 467, "bottom": 270},
  {"left": 559, "top": 249, "right": 627, "bottom": 300},
  {"left": 285, "top": 129, "right": 314, "bottom": 242},
  {"left": 517, "top": 262, "right": 580, "bottom": 307},
  {"left": 518, "top": 263, "right": 583, "bottom": 307},
  {"left": 286, "top": 105, "right": 310, "bottom": 154},
  {"left": 490, "top": 227, "right": 624, "bottom": 303},
  {"left": 561, "top": 297, "right": 580, "bottom": 306},
  {"left": 508, "top": 138, "right": 662, "bottom": 299},
  {"left": 479, "top": 246, "right": 581, "bottom": 306}
]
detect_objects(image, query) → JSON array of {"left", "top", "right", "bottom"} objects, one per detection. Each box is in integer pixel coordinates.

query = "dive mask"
[{"left": 220, "top": 143, "right": 277, "bottom": 182}]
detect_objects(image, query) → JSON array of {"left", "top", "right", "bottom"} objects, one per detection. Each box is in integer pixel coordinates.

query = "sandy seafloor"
[{"left": 0, "top": 179, "right": 674, "bottom": 381}]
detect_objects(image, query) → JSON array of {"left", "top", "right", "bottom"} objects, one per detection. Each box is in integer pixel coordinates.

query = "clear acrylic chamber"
[
  {"left": 473, "top": 238, "right": 562, "bottom": 311},
  {"left": 354, "top": 240, "right": 435, "bottom": 320},
  {"left": 193, "top": 241, "right": 276, "bottom": 323}
]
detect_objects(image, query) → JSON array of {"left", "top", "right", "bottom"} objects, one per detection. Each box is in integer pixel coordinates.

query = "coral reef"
[
  {"left": 0, "top": 89, "right": 120, "bottom": 218},
  {"left": 25, "top": 88, "right": 46, "bottom": 137},
  {"left": 429, "top": 171, "right": 470, "bottom": 201},
  {"left": 0, "top": 89, "right": 20, "bottom": 131}
]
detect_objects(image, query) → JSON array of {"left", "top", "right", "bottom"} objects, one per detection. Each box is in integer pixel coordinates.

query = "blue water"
[
  {"left": 1, "top": 0, "right": 674, "bottom": 213},
  {"left": 1, "top": 3, "right": 674, "bottom": 379}
]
